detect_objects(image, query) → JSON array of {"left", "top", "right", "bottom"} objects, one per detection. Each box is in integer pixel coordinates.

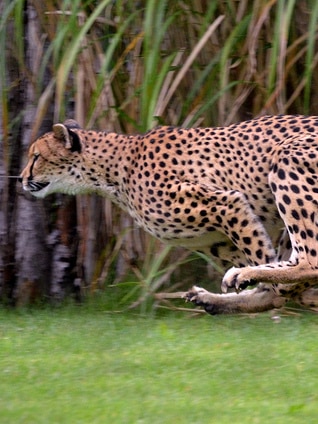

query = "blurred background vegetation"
[{"left": 1, "top": 0, "right": 318, "bottom": 307}]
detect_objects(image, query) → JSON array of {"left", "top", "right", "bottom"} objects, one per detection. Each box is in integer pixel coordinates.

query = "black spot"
[
  {"left": 243, "top": 247, "right": 251, "bottom": 256},
  {"left": 228, "top": 217, "right": 238, "bottom": 228},
  {"left": 256, "top": 249, "right": 263, "bottom": 260},
  {"left": 289, "top": 171, "right": 299, "bottom": 181},
  {"left": 290, "top": 184, "right": 300, "bottom": 194},
  {"left": 300, "top": 231, "right": 307, "bottom": 240},
  {"left": 278, "top": 203, "right": 286, "bottom": 215},
  {"left": 187, "top": 216, "right": 196, "bottom": 223},
  {"left": 242, "top": 237, "right": 252, "bottom": 245},
  {"left": 306, "top": 177, "right": 315, "bottom": 185},
  {"left": 232, "top": 231, "right": 240, "bottom": 241},
  {"left": 270, "top": 182, "right": 277, "bottom": 193},
  {"left": 282, "top": 157, "right": 289, "bottom": 165},
  {"left": 301, "top": 209, "right": 308, "bottom": 219},
  {"left": 296, "top": 165, "right": 305, "bottom": 175},
  {"left": 307, "top": 229, "right": 314, "bottom": 238},
  {"left": 292, "top": 224, "right": 299, "bottom": 234},
  {"left": 277, "top": 169, "right": 286, "bottom": 180},
  {"left": 291, "top": 210, "right": 300, "bottom": 220}
]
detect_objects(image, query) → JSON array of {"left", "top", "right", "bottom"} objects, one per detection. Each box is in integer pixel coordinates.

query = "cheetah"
[{"left": 20, "top": 115, "right": 318, "bottom": 314}]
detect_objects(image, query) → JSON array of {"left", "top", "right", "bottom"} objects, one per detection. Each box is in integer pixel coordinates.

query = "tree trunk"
[
  {"left": 0, "top": 101, "right": 9, "bottom": 299},
  {"left": 14, "top": 3, "right": 81, "bottom": 305},
  {"left": 13, "top": 4, "right": 49, "bottom": 305},
  {"left": 0, "top": 0, "right": 23, "bottom": 302}
]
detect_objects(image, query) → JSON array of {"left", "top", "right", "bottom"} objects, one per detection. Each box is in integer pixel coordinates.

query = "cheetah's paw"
[
  {"left": 221, "top": 267, "right": 257, "bottom": 293},
  {"left": 184, "top": 286, "right": 213, "bottom": 306}
]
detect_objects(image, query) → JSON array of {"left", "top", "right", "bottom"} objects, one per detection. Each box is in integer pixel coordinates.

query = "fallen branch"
[{"left": 154, "top": 291, "right": 187, "bottom": 300}]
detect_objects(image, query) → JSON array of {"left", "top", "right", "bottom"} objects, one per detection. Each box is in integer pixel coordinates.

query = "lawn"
[{"left": 0, "top": 299, "right": 317, "bottom": 424}]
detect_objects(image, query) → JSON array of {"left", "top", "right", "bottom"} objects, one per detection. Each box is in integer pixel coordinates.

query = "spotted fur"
[{"left": 20, "top": 115, "right": 318, "bottom": 314}]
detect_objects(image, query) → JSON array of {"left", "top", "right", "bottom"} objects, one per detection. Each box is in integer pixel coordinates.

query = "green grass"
[{"left": 0, "top": 299, "right": 318, "bottom": 424}]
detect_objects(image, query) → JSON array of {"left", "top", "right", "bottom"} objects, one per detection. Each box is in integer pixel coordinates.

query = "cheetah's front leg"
[{"left": 221, "top": 262, "right": 318, "bottom": 293}]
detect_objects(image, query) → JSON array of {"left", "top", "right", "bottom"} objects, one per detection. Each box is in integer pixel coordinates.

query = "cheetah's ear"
[
  {"left": 63, "top": 119, "right": 81, "bottom": 130},
  {"left": 52, "top": 121, "right": 82, "bottom": 153}
]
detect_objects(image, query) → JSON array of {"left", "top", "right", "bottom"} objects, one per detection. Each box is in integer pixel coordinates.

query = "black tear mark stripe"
[{"left": 28, "top": 155, "right": 39, "bottom": 181}]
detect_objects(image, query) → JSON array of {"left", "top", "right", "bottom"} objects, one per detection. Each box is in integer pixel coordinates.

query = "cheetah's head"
[{"left": 20, "top": 120, "right": 85, "bottom": 198}]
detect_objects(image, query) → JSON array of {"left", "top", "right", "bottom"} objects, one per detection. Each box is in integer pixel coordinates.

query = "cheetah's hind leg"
[
  {"left": 290, "top": 287, "right": 318, "bottom": 310},
  {"left": 184, "top": 284, "right": 286, "bottom": 315}
]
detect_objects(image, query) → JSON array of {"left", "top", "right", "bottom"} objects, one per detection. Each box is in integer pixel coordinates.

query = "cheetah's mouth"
[{"left": 28, "top": 181, "right": 50, "bottom": 192}]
